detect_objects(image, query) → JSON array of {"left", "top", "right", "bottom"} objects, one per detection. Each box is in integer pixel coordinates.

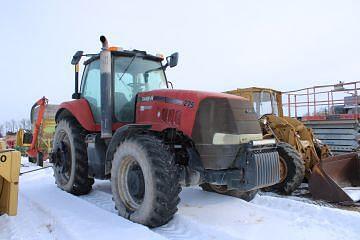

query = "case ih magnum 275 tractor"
[{"left": 51, "top": 36, "right": 281, "bottom": 227}]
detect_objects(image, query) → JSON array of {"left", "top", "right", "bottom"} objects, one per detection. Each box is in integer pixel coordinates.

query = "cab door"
[{"left": 81, "top": 60, "right": 101, "bottom": 123}]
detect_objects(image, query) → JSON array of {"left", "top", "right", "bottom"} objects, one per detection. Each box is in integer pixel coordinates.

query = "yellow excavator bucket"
[
  {"left": 309, "top": 153, "right": 360, "bottom": 203},
  {"left": 0, "top": 149, "right": 21, "bottom": 216}
]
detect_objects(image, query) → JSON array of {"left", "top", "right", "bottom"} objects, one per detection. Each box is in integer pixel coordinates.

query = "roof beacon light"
[{"left": 108, "top": 46, "right": 123, "bottom": 52}]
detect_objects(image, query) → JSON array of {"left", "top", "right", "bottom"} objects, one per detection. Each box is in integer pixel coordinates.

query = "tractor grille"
[
  {"left": 252, "top": 150, "right": 280, "bottom": 187},
  {"left": 192, "top": 97, "right": 262, "bottom": 169},
  {"left": 203, "top": 146, "right": 281, "bottom": 191}
]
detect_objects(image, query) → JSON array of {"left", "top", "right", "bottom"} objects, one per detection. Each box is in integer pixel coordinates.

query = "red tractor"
[{"left": 51, "top": 36, "right": 281, "bottom": 227}]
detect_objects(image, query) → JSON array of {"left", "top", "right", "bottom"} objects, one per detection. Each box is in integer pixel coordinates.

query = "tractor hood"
[
  {"left": 137, "top": 89, "right": 262, "bottom": 139},
  {"left": 138, "top": 89, "right": 251, "bottom": 103}
]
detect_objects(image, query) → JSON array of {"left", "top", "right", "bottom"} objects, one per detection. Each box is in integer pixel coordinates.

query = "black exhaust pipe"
[{"left": 100, "top": 36, "right": 113, "bottom": 138}]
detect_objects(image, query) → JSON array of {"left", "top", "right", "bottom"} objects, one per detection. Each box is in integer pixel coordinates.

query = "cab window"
[
  {"left": 253, "top": 92, "right": 273, "bottom": 118},
  {"left": 81, "top": 60, "right": 101, "bottom": 123}
]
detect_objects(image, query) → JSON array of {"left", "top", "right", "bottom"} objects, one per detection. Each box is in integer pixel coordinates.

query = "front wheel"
[
  {"left": 269, "top": 142, "right": 305, "bottom": 194},
  {"left": 111, "top": 134, "right": 181, "bottom": 227},
  {"left": 200, "top": 183, "right": 258, "bottom": 201}
]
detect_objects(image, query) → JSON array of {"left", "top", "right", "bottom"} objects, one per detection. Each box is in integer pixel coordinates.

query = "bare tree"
[
  {"left": 1, "top": 118, "right": 32, "bottom": 136},
  {"left": 25, "top": 119, "right": 32, "bottom": 130},
  {"left": 19, "top": 118, "right": 27, "bottom": 129},
  {"left": 5, "top": 121, "right": 11, "bottom": 134},
  {"left": 0, "top": 124, "right": 4, "bottom": 138},
  {"left": 10, "top": 119, "right": 17, "bottom": 133}
]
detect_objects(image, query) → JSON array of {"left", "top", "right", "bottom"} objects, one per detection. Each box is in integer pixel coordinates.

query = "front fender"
[{"left": 104, "top": 124, "right": 152, "bottom": 175}]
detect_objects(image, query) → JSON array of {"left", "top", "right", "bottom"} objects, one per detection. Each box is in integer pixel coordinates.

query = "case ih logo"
[
  {"left": 139, "top": 96, "right": 194, "bottom": 109},
  {"left": 140, "top": 96, "right": 154, "bottom": 102}
]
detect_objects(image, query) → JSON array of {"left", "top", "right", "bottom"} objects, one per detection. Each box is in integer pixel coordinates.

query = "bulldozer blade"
[{"left": 309, "top": 153, "right": 360, "bottom": 203}]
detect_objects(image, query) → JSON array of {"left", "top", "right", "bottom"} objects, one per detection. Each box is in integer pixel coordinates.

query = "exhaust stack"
[{"left": 100, "top": 36, "right": 113, "bottom": 138}]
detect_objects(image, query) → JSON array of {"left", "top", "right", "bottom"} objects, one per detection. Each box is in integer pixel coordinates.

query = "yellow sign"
[{"left": 0, "top": 150, "right": 21, "bottom": 216}]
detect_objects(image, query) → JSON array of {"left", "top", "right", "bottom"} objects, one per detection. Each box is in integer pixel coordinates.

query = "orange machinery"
[{"left": 27, "top": 97, "right": 48, "bottom": 166}]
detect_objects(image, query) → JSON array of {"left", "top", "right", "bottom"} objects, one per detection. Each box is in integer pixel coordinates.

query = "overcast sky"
[{"left": 1, "top": 0, "right": 359, "bottom": 124}]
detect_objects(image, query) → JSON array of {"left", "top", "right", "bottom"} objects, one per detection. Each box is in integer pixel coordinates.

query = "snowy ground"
[{"left": 1, "top": 159, "right": 360, "bottom": 240}]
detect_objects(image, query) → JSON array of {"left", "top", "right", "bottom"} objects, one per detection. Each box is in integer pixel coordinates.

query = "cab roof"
[
  {"left": 226, "top": 87, "right": 282, "bottom": 95},
  {"left": 83, "top": 49, "right": 164, "bottom": 66}
]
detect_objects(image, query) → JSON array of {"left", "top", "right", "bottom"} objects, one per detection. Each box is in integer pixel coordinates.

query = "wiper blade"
[
  {"left": 144, "top": 66, "right": 163, "bottom": 75},
  {"left": 117, "top": 55, "right": 136, "bottom": 82}
]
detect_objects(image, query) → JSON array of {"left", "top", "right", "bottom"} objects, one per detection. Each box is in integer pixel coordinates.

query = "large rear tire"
[
  {"left": 270, "top": 142, "right": 305, "bottom": 194},
  {"left": 111, "top": 134, "right": 181, "bottom": 227},
  {"left": 52, "top": 118, "right": 94, "bottom": 195},
  {"left": 200, "top": 183, "right": 258, "bottom": 201}
]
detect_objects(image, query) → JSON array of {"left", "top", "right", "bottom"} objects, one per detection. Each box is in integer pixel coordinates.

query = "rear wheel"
[
  {"left": 269, "top": 142, "right": 305, "bottom": 194},
  {"left": 111, "top": 134, "right": 181, "bottom": 227},
  {"left": 52, "top": 118, "right": 94, "bottom": 195},
  {"left": 200, "top": 183, "right": 258, "bottom": 201}
]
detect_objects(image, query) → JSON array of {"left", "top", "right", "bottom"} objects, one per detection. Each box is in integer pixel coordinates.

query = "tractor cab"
[
  {"left": 227, "top": 87, "right": 283, "bottom": 118},
  {"left": 78, "top": 52, "right": 167, "bottom": 123},
  {"left": 71, "top": 40, "right": 178, "bottom": 136}
]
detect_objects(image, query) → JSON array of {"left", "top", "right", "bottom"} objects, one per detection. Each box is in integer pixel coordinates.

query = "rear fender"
[{"left": 55, "top": 99, "right": 98, "bottom": 132}]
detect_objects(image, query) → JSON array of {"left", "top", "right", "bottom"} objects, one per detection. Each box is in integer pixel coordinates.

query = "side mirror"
[
  {"left": 71, "top": 51, "right": 83, "bottom": 100},
  {"left": 71, "top": 51, "right": 83, "bottom": 65},
  {"left": 167, "top": 52, "right": 179, "bottom": 68}
]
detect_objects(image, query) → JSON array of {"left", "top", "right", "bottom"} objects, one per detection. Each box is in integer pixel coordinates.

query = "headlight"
[{"left": 252, "top": 139, "right": 276, "bottom": 146}]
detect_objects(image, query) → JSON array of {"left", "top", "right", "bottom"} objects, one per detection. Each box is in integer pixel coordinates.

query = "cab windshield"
[
  {"left": 252, "top": 91, "right": 279, "bottom": 118},
  {"left": 114, "top": 56, "right": 168, "bottom": 96},
  {"left": 114, "top": 56, "right": 168, "bottom": 122}
]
